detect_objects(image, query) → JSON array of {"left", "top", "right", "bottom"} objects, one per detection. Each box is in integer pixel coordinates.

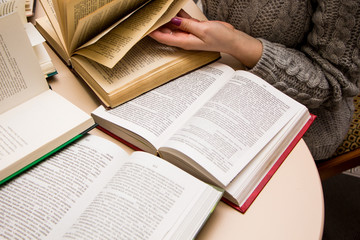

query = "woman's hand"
[{"left": 149, "top": 10, "right": 263, "bottom": 68}]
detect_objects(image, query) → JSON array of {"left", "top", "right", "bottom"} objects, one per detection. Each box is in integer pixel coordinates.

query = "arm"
[
  {"left": 149, "top": 9, "right": 262, "bottom": 68},
  {"left": 250, "top": 0, "right": 360, "bottom": 108},
  {"left": 150, "top": 2, "right": 360, "bottom": 109}
]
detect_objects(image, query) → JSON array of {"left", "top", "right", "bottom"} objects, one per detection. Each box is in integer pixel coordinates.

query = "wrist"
[{"left": 225, "top": 30, "right": 263, "bottom": 69}]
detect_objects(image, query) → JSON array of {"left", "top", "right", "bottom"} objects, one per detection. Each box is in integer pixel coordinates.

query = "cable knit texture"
[{"left": 202, "top": 0, "right": 360, "bottom": 160}]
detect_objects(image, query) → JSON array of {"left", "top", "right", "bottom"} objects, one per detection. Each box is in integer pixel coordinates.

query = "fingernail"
[{"left": 171, "top": 17, "right": 182, "bottom": 26}]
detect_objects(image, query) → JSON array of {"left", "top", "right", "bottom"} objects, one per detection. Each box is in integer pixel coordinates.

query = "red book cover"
[
  {"left": 222, "top": 113, "right": 316, "bottom": 213},
  {"left": 96, "top": 114, "right": 316, "bottom": 213},
  {"left": 96, "top": 125, "right": 144, "bottom": 152}
]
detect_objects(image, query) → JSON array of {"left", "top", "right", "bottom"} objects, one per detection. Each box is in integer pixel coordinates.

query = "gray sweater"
[{"left": 201, "top": 0, "right": 360, "bottom": 160}]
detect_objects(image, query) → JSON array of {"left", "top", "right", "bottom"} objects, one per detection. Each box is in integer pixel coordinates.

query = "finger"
[
  {"left": 148, "top": 29, "right": 177, "bottom": 45},
  {"left": 177, "top": 9, "right": 192, "bottom": 19},
  {"left": 148, "top": 29, "right": 170, "bottom": 40},
  {"left": 157, "top": 26, "right": 172, "bottom": 34},
  {"left": 170, "top": 17, "right": 203, "bottom": 36},
  {"left": 149, "top": 28, "right": 204, "bottom": 50}
]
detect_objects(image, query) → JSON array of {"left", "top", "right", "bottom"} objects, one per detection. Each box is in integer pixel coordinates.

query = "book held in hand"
[
  {"left": 0, "top": 134, "right": 223, "bottom": 239},
  {"left": 91, "top": 62, "right": 315, "bottom": 213},
  {"left": 35, "top": 0, "right": 220, "bottom": 107},
  {"left": 0, "top": 12, "right": 95, "bottom": 184}
]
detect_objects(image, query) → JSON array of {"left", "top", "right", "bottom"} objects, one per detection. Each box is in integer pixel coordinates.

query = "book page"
[
  {"left": 0, "top": 134, "right": 219, "bottom": 239},
  {"left": 160, "top": 70, "right": 306, "bottom": 186},
  {"left": 56, "top": 151, "right": 218, "bottom": 239},
  {"left": 35, "top": 16, "right": 70, "bottom": 64},
  {"left": 0, "top": 135, "right": 127, "bottom": 239},
  {"left": 0, "top": 12, "right": 48, "bottom": 114},
  {"left": 52, "top": 0, "right": 114, "bottom": 50},
  {"left": 33, "top": 43, "right": 57, "bottom": 77},
  {"left": 24, "top": 22, "right": 45, "bottom": 46},
  {"left": 224, "top": 107, "right": 310, "bottom": 205},
  {"left": 91, "top": 62, "right": 234, "bottom": 152},
  {"left": 0, "top": 0, "right": 26, "bottom": 23},
  {"left": 38, "top": 0, "right": 67, "bottom": 53},
  {"left": 53, "top": 0, "right": 149, "bottom": 53},
  {"left": 71, "top": 37, "right": 189, "bottom": 93},
  {"left": 0, "top": 90, "right": 94, "bottom": 181},
  {"left": 25, "top": 23, "right": 56, "bottom": 77},
  {"left": 69, "top": 0, "right": 149, "bottom": 53},
  {"left": 74, "top": 0, "right": 187, "bottom": 68}
]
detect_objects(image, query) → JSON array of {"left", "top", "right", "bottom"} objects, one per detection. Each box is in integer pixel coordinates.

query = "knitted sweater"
[{"left": 201, "top": 0, "right": 360, "bottom": 160}]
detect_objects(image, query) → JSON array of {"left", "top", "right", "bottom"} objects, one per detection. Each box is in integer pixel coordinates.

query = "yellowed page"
[
  {"left": 51, "top": 0, "right": 72, "bottom": 48},
  {"left": 35, "top": 16, "right": 70, "bottom": 64},
  {"left": 53, "top": 0, "right": 142, "bottom": 53},
  {"left": 38, "top": 0, "right": 68, "bottom": 54},
  {"left": 145, "top": 0, "right": 187, "bottom": 34},
  {"left": 74, "top": 0, "right": 187, "bottom": 68},
  {"left": 0, "top": 12, "right": 48, "bottom": 114},
  {"left": 70, "top": 0, "right": 149, "bottom": 53},
  {"left": 71, "top": 37, "right": 188, "bottom": 94}
]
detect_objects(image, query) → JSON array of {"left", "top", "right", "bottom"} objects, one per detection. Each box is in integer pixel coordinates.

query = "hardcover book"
[
  {"left": 0, "top": 134, "right": 223, "bottom": 239},
  {"left": 0, "top": 12, "right": 95, "bottom": 184},
  {"left": 35, "top": 0, "right": 220, "bottom": 107},
  {"left": 91, "top": 62, "right": 315, "bottom": 212}
]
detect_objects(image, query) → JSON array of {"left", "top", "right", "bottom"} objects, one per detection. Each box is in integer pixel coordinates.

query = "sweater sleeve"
[{"left": 250, "top": 1, "right": 360, "bottom": 110}]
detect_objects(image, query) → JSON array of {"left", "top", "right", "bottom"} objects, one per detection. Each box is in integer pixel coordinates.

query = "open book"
[
  {"left": 0, "top": 12, "right": 95, "bottom": 184},
  {"left": 0, "top": 0, "right": 56, "bottom": 78},
  {"left": 34, "top": 0, "right": 220, "bottom": 108},
  {"left": 91, "top": 62, "right": 315, "bottom": 212},
  {"left": 0, "top": 134, "right": 223, "bottom": 239}
]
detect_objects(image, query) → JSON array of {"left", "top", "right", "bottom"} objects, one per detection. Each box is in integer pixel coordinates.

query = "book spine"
[{"left": 96, "top": 125, "right": 144, "bottom": 152}]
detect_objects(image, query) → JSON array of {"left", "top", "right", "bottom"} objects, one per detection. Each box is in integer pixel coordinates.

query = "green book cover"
[{"left": 0, "top": 125, "right": 96, "bottom": 185}]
